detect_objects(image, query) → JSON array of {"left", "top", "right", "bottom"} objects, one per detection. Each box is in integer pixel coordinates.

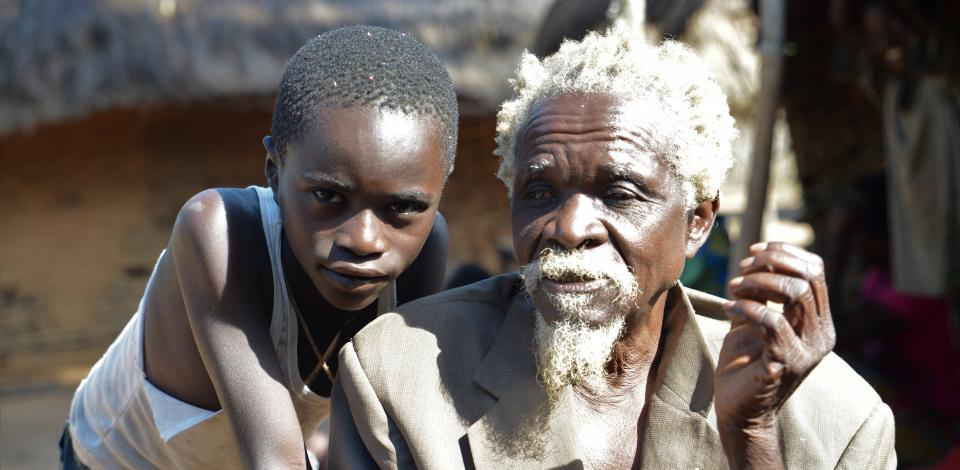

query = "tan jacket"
[{"left": 329, "top": 274, "right": 896, "bottom": 469}]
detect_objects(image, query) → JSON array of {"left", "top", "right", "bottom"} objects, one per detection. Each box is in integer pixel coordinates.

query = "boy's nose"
[{"left": 336, "top": 209, "right": 386, "bottom": 258}]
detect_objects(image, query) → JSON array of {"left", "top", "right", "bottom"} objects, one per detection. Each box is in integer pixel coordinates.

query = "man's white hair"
[{"left": 494, "top": 25, "right": 738, "bottom": 209}]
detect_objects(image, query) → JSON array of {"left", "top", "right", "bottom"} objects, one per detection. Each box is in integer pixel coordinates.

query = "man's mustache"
[{"left": 519, "top": 248, "right": 637, "bottom": 300}]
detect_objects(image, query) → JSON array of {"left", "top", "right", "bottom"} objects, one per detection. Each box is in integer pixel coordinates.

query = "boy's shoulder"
[
  {"left": 170, "top": 187, "right": 273, "bottom": 295},
  {"left": 174, "top": 187, "right": 267, "bottom": 251},
  {"left": 177, "top": 186, "right": 262, "bottom": 228}
]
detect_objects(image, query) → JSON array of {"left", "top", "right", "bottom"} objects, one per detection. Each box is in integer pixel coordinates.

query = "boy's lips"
[
  {"left": 320, "top": 265, "right": 389, "bottom": 292},
  {"left": 325, "top": 263, "right": 387, "bottom": 278}
]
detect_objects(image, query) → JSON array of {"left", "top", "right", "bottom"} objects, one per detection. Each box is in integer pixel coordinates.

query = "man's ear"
[
  {"left": 263, "top": 135, "right": 281, "bottom": 193},
  {"left": 685, "top": 194, "right": 719, "bottom": 258}
]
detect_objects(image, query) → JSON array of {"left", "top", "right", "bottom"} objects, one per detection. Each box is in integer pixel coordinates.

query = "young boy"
[{"left": 61, "top": 25, "right": 458, "bottom": 469}]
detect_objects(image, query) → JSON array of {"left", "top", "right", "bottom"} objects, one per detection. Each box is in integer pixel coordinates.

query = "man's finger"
[
  {"left": 750, "top": 242, "right": 820, "bottom": 263},
  {"left": 720, "top": 319, "right": 767, "bottom": 358},
  {"left": 729, "top": 273, "right": 818, "bottom": 333},
  {"left": 749, "top": 242, "right": 826, "bottom": 282},
  {"left": 728, "top": 272, "right": 816, "bottom": 308},
  {"left": 744, "top": 247, "right": 831, "bottom": 325},
  {"left": 739, "top": 250, "right": 816, "bottom": 279},
  {"left": 724, "top": 298, "right": 800, "bottom": 355}
]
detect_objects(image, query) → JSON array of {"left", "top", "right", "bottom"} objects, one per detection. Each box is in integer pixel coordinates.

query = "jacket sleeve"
[
  {"left": 834, "top": 401, "right": 897, "bottom": 470},
  {"left": 327, "top": 342, "right": 398, "bottom": 470}
]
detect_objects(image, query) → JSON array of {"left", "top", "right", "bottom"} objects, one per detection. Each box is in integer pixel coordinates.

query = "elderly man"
[{"left": 328, "top": 26, "right": 895, "bottom": 469}]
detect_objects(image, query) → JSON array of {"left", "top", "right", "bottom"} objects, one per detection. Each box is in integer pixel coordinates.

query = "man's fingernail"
[
  {"left": 729, "top": 276, "right": 743, "bottom": 287},
  {"left": 739, "top": 257, "right": 754, "bottom": 268},
  {"left": 750, "top": 242, "right": 767, "bottom": 252}
]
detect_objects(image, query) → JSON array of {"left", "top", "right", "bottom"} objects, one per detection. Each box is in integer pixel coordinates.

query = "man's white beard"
[
  {"left": 521, "top": 248, "right": 638, "bottom": 406},
  {"left": 533, "top": 315, "right": 626, "bottom": 406}
]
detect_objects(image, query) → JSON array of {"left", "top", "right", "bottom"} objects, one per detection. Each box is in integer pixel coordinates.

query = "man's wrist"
[{"left": 718, "top": 420, "right": 784, "bottom": 470}]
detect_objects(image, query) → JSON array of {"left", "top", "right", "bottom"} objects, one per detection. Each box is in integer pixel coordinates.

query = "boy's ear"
[
  {"left": 685, "top": 194, "right": 719, "bottom": 259},
  {"left": 263, "top": 135, "right": 280, "bottom": 193}
]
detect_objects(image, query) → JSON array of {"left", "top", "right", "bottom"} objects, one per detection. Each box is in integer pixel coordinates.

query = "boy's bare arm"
[{"left": 170, "top": 189, "right": 306, "bottom": 469}]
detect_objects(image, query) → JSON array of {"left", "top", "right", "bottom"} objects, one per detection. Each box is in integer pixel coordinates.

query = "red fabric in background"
[{"left": 861, "top": 267, "right": 960, "bottom": 418}]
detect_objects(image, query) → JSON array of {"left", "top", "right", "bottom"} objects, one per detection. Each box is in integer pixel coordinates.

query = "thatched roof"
[{"left": 0, "top": 0, "right": 552, "bottom": 136}]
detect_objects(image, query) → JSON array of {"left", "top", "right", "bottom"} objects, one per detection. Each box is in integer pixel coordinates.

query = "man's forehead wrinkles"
[
  {"left": 515, "top": 128, "right": 613, "bottom": 164},
  {"left": 609, "top": 103, "right": 666, "bottom": 142},
  {"left": 608, "top": 125, "right": 660, "bottom": 155},
  {"left": 523, "top": 113, "right": 616, "bottom": 135},
  {"left": 601, "top": 162, "right": 635, "bottom": 178},
  {"left": 523, "top": 130, "right": 618, "bottom": 147}
]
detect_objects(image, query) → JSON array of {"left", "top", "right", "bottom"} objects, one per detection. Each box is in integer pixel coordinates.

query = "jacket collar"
[
  {"left": 636, "top": 286, "right": 726, "bottom": 468},
  {"left": 471, "top": 282, "right": 538, "bottom": 400}
]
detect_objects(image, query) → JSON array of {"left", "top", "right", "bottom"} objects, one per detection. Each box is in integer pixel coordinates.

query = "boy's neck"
[{"left": 280, "top": 233, "right": 377, "bottom": 394}]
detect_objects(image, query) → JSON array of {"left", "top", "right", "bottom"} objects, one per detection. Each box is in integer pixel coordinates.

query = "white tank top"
[{"left": 68, "top": 186, "right": 396, "bottom": 468}]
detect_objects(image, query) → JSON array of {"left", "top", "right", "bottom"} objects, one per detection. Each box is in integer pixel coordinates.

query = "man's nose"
[
  {"left": 336, "top": 209, "right": 386, "bottom": 258},
  {"left": 543, "top": 194, "right": 608, "bottom": 250}
]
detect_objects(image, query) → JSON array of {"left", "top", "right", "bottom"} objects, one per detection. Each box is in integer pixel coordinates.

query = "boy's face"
[{"left": 268, "top": 106, "right": 447, "bottom": 310}]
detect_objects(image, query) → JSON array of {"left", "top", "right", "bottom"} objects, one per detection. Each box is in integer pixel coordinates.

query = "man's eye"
[
  {"left": 524, "top": 185, "right": 555, "bottom": 201},
  {"left": 312, "top": 189, "right": 344, "bottom": 204},
  {"left": 603, "top": 188, "right": 639, "bottom": 204}
]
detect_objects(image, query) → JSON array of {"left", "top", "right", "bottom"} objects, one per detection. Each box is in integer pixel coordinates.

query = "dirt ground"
[
  {"left": 0, "top": 348, "right": 103, "bottom": 469},
  {"left": 1, "top": 385, "right": 74, "bottom": 469}
]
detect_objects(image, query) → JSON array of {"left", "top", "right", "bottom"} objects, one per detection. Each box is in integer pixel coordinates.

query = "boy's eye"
[
  {"left": 387, "top": 200, "right": 428, "bottom": 215},
  {"left": 312, "top": 189, "right": 344, "bottom": 204}
]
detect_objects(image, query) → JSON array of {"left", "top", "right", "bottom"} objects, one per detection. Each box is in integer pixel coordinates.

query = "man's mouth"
[
  {"left": 539, "top": 274, "right": 608, "bottom": 294},
  {"left": 521, "top": 247, "right": 639, "bottom": 310},
  {"left": 549, "top": 271, "right": 598, "bottom": 283}
]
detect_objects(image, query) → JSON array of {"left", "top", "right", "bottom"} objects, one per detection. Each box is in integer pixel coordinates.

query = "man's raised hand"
[{"left": 714, "top": 242, "right": 837, "bottom": 469}]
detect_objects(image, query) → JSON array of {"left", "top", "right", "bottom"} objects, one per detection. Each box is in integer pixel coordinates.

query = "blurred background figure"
[
  {"left": 829, "top": 0, "right": 960, "bottom": 464},
  {"left": 827, "top": 173, "right": 960, "bottom": 465},
  {"left": 1, "top": 0, "right": 957, "bottom": 468}
]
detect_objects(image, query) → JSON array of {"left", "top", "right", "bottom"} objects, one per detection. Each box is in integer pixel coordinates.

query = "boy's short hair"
[{"left": 271, "top": 25, "right": 459, "bottom": 174}]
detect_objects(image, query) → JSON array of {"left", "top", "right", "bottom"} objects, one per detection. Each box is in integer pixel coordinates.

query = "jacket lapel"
[
  {"left": 638, "top": 287, "right": 727, "bottom": 469},
  {"left": 466, "top": 375, "right": 585, "bottom": 469},
  {"left": 466, "top": 292, "right": 584, "bottom": 469},
  {"left": 471, "top": 291, "right": 537, "bottom": 400}
]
